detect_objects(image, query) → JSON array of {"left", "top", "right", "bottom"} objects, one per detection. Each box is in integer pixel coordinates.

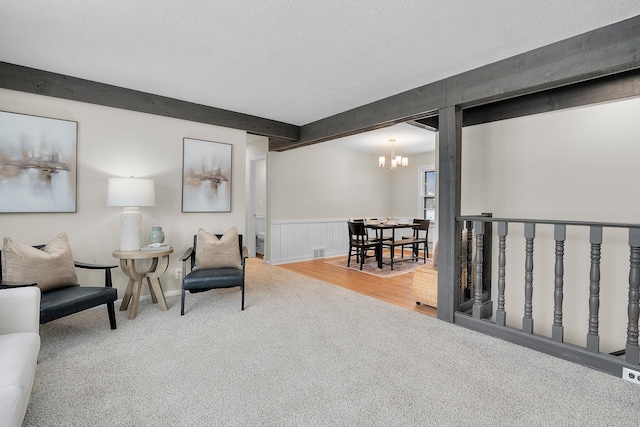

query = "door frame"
[{"left": 248, "top": 154, "right": 268, "bottom": 259}]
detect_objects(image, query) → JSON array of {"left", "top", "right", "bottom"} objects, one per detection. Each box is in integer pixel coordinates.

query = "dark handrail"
[{"left": 457, "top": 215, "right": 640, "bottom": 229}]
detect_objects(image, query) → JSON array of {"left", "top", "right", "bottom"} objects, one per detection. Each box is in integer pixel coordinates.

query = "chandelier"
[{"left": 378, "top": 138, "right": 408, "bottom": 169}]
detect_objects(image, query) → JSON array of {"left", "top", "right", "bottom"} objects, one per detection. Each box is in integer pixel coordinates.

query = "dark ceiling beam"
[
  {"left": 462, "top": 68, "right": 640, "bottom": 128},
  {"left": 0, "top": 62, "right": 300, "bottom": 141},
  {"left": 417, "top": 68, "right": 640, "bottom": 130},
  {"left": 271, "top": 15, "right": 640, "bottom": 151},
  {"left": 447, "top": 15, "right": 640, "bottom": 108},
  {"left": 272, "top": 80, "right": 447, "bottom": 151}
]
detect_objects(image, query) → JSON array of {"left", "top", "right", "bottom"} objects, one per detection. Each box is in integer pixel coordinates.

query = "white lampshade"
[
  {"left": 107, "top": 177, "right": 155, "bottom": 251},
  {"left": 378, "top": 156, "right": 385, "bottom": 168},
  {"left": 107, "top": 178, "right": 155, "bottom": 207}
]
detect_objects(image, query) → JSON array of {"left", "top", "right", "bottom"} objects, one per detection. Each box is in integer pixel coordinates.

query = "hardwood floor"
[{"left": 277, "top": 255, "right": 437, "bottom": 318}]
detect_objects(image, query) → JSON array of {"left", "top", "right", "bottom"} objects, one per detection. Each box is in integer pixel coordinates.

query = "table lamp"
[{"left": 107, "top": 177, "right": 155, "bottom": 251}]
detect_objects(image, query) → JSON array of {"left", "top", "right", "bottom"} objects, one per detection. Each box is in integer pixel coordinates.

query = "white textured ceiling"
[
  {"left": 1, "top": 1, "right": 639, "bottom": 131},
  {"left": 324, "top": 122, "right": 436, "bottom": 155}
]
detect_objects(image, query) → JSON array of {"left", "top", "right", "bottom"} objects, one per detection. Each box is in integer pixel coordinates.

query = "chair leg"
[
  {"left": 347, "top": 246, "right": 353, "bottom": 267},
  {"left": 241, "top": 282, "right": 245, "bottom": 311},
  {"left": 181, "top": 288, "right": 186, "bottom": 315},
  {"left": 107, "top": 301, "right": 117, "bottom": 330}
]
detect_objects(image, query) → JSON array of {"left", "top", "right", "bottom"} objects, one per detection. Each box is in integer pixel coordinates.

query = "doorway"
[{"left": 249, "top": 154, "right": 267, "bottom": 259}]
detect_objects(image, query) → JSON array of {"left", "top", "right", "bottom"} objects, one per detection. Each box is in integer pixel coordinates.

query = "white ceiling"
[
  {"left": 1, "top": 1, "right": 639, "bottom": 153},
  {"left": 323, "top": 122, "right": 435, "bottom": 155}
]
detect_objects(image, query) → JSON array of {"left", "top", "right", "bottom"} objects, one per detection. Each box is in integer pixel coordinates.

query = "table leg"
[
  {"left": 147, "top": 277, "right": 158, "bottom": 303},
  {"left": 147, "top": 277, "right": 168, "bottom": 311},
  {"left": 119, "top": 277, "right": 134, "bottom": 310},
  {"left": 144, "top": 255, "right": 170, "bottom": 311},
  {"left": 390, "top": 228, "right": 396, "bottom": 270},
  {"left": 129, "top": 279, "right": 143, "bottom": 319},
  {"left": 119, "top": 259, "right": 146, "bottom": 320}
]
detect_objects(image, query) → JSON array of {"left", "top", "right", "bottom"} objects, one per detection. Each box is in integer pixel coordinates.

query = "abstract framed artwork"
[
  {"left": 182, "top": 137, "right": 232, "bottom": 212},
  {"left": 0, "top": 110, "right": 77, "bottom": 213}
]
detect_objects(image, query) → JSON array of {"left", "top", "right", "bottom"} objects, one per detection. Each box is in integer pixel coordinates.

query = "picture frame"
[
  {"left": 182, "top": 137, "right": 232, "bottom": 212},
  {"left": 0, "top": 110, "right": 78, "bottom": 213}
]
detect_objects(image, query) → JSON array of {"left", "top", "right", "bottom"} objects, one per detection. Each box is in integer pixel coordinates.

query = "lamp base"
[{"left": 120, "top": 207, "right": 142, "bottom": 251}]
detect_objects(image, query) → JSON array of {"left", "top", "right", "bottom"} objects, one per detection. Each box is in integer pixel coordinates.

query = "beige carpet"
[
  {"left": 22, "top": 258, "right": 640, "bottom": 426},
  {"left": 325, "top": 254, "right": 431, "bottom": 278}
]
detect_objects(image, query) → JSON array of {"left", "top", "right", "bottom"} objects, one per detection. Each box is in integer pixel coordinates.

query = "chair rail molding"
[
  {"left": 269, "top": 218, "right": 416, "bottom": 265},
  {"left": 270, "top": 219, "right": 349, "bottom": 265}
]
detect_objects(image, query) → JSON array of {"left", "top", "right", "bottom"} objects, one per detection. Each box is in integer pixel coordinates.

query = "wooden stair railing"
[{"left": 454, "top": 215, "right": 640, "bottom": 377}]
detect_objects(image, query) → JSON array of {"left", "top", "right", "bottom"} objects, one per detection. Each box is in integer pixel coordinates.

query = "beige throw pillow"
[
  {"left": 195, "top": 227, "right": 242, "bottom": 269},
  {"left": 2, "top": 232, "right": 79, "bottom": 292}
]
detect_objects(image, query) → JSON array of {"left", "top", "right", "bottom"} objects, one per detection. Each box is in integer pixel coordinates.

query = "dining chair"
[
  {"left": 410, "top": 219, "right": 430, "bottom": 263},
  {"left": 347, "top": 221, "right": 380, "bottom": 270}
]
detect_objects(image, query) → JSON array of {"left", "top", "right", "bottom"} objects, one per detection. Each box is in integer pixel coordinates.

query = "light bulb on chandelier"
[{"left": 379, "top": 138, "right": 408, "bottom": 169}]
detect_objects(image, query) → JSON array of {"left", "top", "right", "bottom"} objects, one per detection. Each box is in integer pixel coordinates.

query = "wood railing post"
[
  {"left": 465, "top": 221, "right": 473, "bottom": 299},
  {"left": 626, "top": 228, "right": 640, "bottom": 364},
  {"left": 552, "top": 224, "right": 566, "bottom": 343},
  {"left": 481, "top": 213, "right": 493, "bottom": 297},
  {"left": 472, "top": 220, "right": 484, "bottom": 319},
  {"left": 587, "top": 226, "right": 602, "bottom": 353},
  {"left": 496, "top": 222, "right": 508, "bottom": 326},
  {"left": 523, "top": 222, "right": 535, "bottom": 334}
]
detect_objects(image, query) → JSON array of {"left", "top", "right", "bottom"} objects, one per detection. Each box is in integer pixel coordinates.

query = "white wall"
[
  {"left": 269, "top": 143, "right": 437, "bottom": 222},
  {"left": 270, "top": 143, "right": 393, "bottom": 220},
  {"left": 254, "top": 159, "right": 267, "bottom": 217},
  {"left": 0, "top": 88, "right": 247, "bottom": 296},
  {"left": 461, "top": 95, "right": 640, "bottom": 352},
  {"left": 392, "top": 152, "right": 436, "bottom": 218}
]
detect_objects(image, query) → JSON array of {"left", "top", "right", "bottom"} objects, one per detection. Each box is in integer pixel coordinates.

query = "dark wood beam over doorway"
[{"left": 270, "top": 15, "right": 640, "bottom": 151}]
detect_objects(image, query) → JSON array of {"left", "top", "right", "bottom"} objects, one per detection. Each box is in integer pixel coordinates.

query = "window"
[{"left": 419, "top": 167, "right": 436, "bottom": 222}]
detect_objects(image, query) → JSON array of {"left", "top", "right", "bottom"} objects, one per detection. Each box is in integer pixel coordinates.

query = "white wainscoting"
[
  {"left": 270, "top": 219, "right": 349, "bottom": 265},
  {"left": 269, "top": 218, "right": 416, "bottom": 265}
]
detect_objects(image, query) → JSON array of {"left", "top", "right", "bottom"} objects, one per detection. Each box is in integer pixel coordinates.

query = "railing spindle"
[
  {"left": 466, "top": 221, "right": 473, "bottom": 298},
  {"left": 587, "top": 226, "right": 602, "bottom": 353},
  {"left": 523, "top": 223, "right": 535, "bottom": 334},
  {"left": 458, "top": 225, "right": 465, "bottom": 303},
  {"left": 496, "top": 222, "right": 508, "bottom": 326},
  {"left": 472, "top": 220, "right": 484, "bottom": 319},
  {"left": 552, "top": 224, "right": 566, "bottom": 342},
  {"left": 626, "top": 228, "right": 640, "bottom": 364}
]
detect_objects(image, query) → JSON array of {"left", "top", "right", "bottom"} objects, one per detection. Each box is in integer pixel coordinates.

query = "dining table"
[{"left": 365, "top": 221, "right": 417, "bottom": 268}]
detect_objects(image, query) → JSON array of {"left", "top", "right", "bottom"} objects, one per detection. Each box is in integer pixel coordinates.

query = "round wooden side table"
[{"left": 112, "top": 247, "right": 173, "bottom": 319}]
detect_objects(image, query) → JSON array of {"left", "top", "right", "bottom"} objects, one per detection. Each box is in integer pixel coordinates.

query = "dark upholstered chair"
[
  {"left": 0, "top": 245, "right": 118, "bottom": 330},
  {"left": 179, "top": 233, "right": 248, "bottom": 315},
  {"left": 347, "top": 221, "right": 380, "bottom": 270}
]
